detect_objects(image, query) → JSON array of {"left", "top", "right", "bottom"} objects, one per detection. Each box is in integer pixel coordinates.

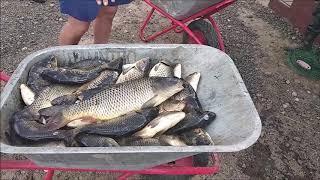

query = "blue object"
[{"left": 60, "top": 0, "right": 132, "bottom": 22}]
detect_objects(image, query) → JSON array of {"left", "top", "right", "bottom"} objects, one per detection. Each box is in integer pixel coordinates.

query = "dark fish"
[
  {"left": 180, "top": 128, "right": 214, "bottom": 167},
  {"left": 158, "top": 135, "right": 186, "bottom": 146},
  {"left": 27, "top": 55, "right": 58, "bottom": 92},
  {"left": 13, "top": 109, "right": 72, "bottom": 141},
  {"left": 74, "top": 108, "right": 159, "bottom": 137},
  {"left": 44, "top": 77, "right": 183, "bottom": 130},
  {"left": 183, "top": 96, "right": 203, "bottom": 113},
  {"left": 76, "top": 134, "right": 119, "bottom": 147},
  {"left": 119, "top": 137, "right": 164, "bottom": 146},
  {"left": 172, "top": 81, "right": 203, "bottom": 113},
  {"left": 75, "top": 70, "right": 119, "bottom": 94},
  {"left": 69, "top": 59, "right": 108, "bottom": 70},
  {"left": 180, "top": 128, "right": 214, "bottom": 146},
  {"left": 41, "top": 58, "right": 123, "bottom": 84},
  {"left": 172, "top": 81, "right": 197, "bottom": 101},
  {"left": 166, "top": 111, "right": 216, "bottom": 134}
]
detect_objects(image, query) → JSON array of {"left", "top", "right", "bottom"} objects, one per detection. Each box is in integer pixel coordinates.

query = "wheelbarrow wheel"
[{"left": 183, "top": 19, "right": 220, "bottom": 49}]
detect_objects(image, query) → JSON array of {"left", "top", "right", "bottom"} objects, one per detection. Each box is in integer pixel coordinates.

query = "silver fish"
[
  {"left": 20, "top": 84, "right": 35, "bottom": 106},
  {"left": 28, "top": 85, "right": 78, "bottom": 115},
  {"left": 133, "top": 111, "right": 186, "bottom": 138},
  {"left": 149, "top": 61, "right": 174, "bottom": 77},
  {"left": 116, "top": 57, "right": 150, "bottom": 84},
  {"left": 45, "top": 77, "right": 184, "bottom": 130}
]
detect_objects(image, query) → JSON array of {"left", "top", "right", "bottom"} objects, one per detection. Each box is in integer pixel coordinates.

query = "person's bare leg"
[
  {"left": 59, "top": 16, "right": 90, "bottom": 45},
  {"left": 93, "top": 6, "right": 118, "bottom": 44}
]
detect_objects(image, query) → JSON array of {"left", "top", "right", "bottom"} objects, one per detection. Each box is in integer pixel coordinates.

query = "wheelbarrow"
[
  {"left": 0, "top": 44, "right": 261, "bottom": 179},
  {"left": 140, "top": 0, "right": 236, "bottom": 51}
]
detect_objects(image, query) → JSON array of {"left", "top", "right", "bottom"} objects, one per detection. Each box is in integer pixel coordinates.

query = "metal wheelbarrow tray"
[{"left": 0, "top": 44, "right": 261, "bottom": 170}]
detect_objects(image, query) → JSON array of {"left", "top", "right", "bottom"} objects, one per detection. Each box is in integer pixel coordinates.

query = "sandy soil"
[{"left": 1, "top": 0, "right": 319, "bottom": 179}]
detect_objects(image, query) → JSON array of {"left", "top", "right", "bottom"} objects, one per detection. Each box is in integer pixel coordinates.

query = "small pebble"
[
  {"left": 283, "top": 103, "right": 289, "bottom": 108},
  {"left": 50, "top": 3, "right": 55, "bottom": 7},
  {"left": 256, "top": 93, "right": 262, "bottom": 97},
  {"left": 292, "top": 91, "right": 297, "bottom": 97},
  {"left": 307, "top": 91, "right": 311, "bottom": 94},
  {"left": 21, "top": 47, "right": 27, "bottom": 51},
  {"left": 58, "top": 18, "right": 63, "bottom": 21},
  {"left": 18, "top": 20, "right": 23, "bottom": 24},
  {"left": 265, "top": 71, "right": 272, "bottom": 75},
  {"left": 227, "top": 19, "right": 231, "bottom": 22},
  {"left": 293, "top": 137, "right": 301, "bottom": 142},
  {"left": 292, "top": 36, "right": 296, "bottom": 40},
  {"left": 242, "top": 163, "right": 246, "bottom": 168},
  {"left": 285, "top": 80, "right": 290, "bottom": 84},
  {"left": 285, "top": 143, "right": 290, "bottom": 147},
  {"left": 294, "top": 79, "right": 301, "bottom": 84},
  {"left": 227, "top": 25, "right": 232, "bottom": 28},
  {"left": 294, "top": 98, "right": 299, "bottom": 102}
]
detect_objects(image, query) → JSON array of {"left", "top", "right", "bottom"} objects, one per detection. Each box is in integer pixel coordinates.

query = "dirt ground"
[{"left": 1, "top": 0, "right": 320, "bottom": 179}]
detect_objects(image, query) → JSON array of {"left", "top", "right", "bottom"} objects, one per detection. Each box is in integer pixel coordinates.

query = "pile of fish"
[{"left": 9, "top": 55, "right": 216, "bottom": 165}]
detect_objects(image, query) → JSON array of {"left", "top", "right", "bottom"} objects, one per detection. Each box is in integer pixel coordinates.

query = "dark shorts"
[{"left": 59, "top": 0, "right": 132, "bottom": 22}]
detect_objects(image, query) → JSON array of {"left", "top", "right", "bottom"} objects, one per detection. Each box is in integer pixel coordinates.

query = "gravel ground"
[{"left": 1, "top": 0, "right": 319, "bottom": 179}]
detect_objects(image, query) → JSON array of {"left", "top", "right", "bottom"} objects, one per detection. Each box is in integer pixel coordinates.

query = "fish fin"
[
  {"left": 173, "top": 64, "right": 182, "bottom": 78},
  {"left": 39, "top": 105, "right": 65, "bottom": 117},
  {"left": 44, "top": 112, "right": 67, "bottom": 131},
  {"left": 142, "top": 95, "right": 163, "bottom": 109},
  {"left": 51, "top": 95, "right": 78, "bottom": 106},
  {"left": 79, "top": 87, "right": 106, "bottom": 101}
]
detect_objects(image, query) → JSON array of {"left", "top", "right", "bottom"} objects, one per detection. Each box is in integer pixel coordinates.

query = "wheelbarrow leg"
[
  {"left": 206, "top": 16, "right": 225, "bottom": 52},
  {"left": 118, "top": 172, "right": 136, "bottom": 180},
  {"left": 44, "top": 170, "right": 54, "bottom": 180},
  {"left": 140, "top": 7, "right": 156, "bottom": 42}
]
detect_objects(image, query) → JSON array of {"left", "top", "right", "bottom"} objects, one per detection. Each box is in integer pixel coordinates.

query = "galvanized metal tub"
[{"left": 0, "top": 44, "right": 261, "bottom": 170}]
